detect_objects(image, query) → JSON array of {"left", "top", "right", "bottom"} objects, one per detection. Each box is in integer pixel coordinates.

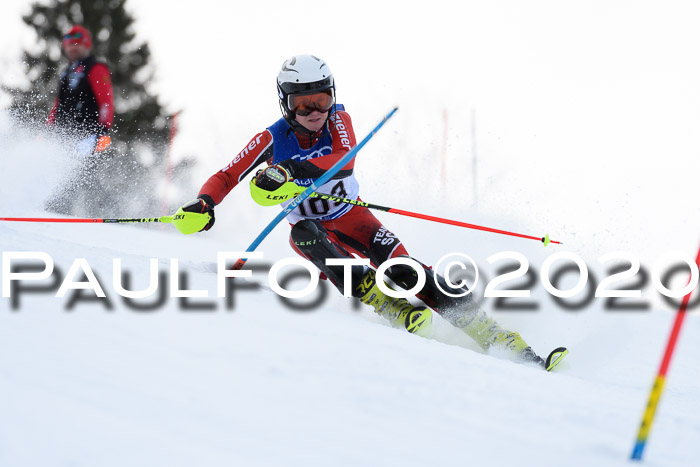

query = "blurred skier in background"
[
  {"left": 180, "top": 54, "right": 559, "bottom": 368},
  {"left": 45, "top": 25, "right": 114, "bottom": 215}
]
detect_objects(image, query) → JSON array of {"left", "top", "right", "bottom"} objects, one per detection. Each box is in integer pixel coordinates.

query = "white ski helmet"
[{"left": 277, "top": 54, "right": 335, "bottom": 124}]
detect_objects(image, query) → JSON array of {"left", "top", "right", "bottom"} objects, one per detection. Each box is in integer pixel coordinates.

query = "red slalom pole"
[
  {"left": 310, "top": 193, "right": 561, "bottom": 246},
  {"left": 631, "top": 242, "right": 700, "bottom": 461}
]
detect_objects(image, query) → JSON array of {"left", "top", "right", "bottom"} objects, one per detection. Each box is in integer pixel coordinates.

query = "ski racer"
[
  {"left": 180, "top": 54, "right": 555, "bottom": 368},
  {"left": 47, "top": 25, "right": 113, "bottom": 155},
  {"left": 45, "top": 25, "right": 114, "bottom": 215}
]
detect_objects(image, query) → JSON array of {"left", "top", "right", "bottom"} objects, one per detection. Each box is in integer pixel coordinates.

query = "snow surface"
[
  {"left": 1, "top": 112, "right": 699, "bottom": 467},
  {"left": 2, "top": 1, "right": 700, "bottom": 465}
]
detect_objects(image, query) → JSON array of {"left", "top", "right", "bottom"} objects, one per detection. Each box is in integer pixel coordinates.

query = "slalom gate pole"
[
  {"left": 0, "top": 216, "right": 173, "bottom": 224},
  {"left": 231, "top": 106, "right": 399, "bottom": 270},
  {"left": 308, "top": 193, "right": 561, "bottom": 246},
  {"left": 630, "top": 242, "right": 700, "bottom": 461}
]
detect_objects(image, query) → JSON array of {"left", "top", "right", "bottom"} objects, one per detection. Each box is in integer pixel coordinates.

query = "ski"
[{"left": 543, "top": 347, "right": 568, "bottom": 371}]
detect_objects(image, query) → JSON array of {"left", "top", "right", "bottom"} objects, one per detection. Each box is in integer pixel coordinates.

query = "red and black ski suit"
[
  {"left": 198, "top": 107, "right": 473, "bottom": 314},
  {"left": 198, "top": 108, "right": 412, "bottom": 283},
  {"left": 48, "top": 55, "right": 114, "bottom": 137}
]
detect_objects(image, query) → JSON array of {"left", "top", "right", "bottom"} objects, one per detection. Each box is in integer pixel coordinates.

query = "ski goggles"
[
  {"left": 63, "top": 32, "right": 84, "bottom": 42},
  {"left": 62, "top": 32, "right": 89, "bottom": 47},
  {"left": 288, "top": 90, "right": 334, "bottom": 116}
]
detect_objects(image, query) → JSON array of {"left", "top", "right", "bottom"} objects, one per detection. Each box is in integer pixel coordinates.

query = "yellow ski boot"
[
  {"left": 355, "top": 269, "right": 432, "bottom": 337},
  {"left": 452, "top": 307, "right": 544, "bottom": 365}
]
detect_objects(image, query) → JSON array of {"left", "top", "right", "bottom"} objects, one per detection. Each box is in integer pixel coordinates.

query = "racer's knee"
[
  {"left": 290, "top": 219, "right": 326, "bottom": 252},
  {"left": 385, "top": 255, "right": 474, "bottom": 312}
]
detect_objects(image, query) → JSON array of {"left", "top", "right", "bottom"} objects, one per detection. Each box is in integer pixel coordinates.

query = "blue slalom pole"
[{"left": 232, "top": 106, "right": 399, "bottom": 269}]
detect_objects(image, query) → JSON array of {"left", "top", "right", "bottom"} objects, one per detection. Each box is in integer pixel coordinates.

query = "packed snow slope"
[{"left": 1, "top": 117, "right": 699, "bottom": 467}]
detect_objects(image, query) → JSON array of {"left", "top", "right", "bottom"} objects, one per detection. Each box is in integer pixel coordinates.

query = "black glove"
[
  {"left": 277, "top": 159, "right": 301, "bottom": 180},
  {"left": 181, "top": 196, "right": 216, "bottom": 231},
  {"left": 253, "top": 165, "right": 293, "bottom": 191}
]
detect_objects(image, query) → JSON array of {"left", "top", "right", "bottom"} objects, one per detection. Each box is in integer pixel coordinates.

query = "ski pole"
[
  {"left": 0, "top": 211, "right": 211, "bottom": 235},
  {"left": 0, "top": 216, "right": 171, "bottom": 224},
  {"left": 630, "top": 242, "right": 700, "bottom": 461},
  {"left": 307, "top": 193, "right": 561, "bottom": 246},
  {"left": 231, "top": 106, "right": 399, "bottom": 270}
]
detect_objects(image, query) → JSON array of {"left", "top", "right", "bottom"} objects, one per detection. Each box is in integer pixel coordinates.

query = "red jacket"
[
  {"left": 199, "top": 110, "right": 357, "bottom": 206},
  {"left": 48, "top": 55, "right": 114, "bottom": 134}
]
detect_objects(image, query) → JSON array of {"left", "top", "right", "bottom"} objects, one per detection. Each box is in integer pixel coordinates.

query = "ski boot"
[
  {"left": 464, "top": 315, "right": 568, "bottom": 370},
  {"left": 383, "top": 256, "right": 569, "bottom": 370},
  {"left": 384, "top": 257, "right": 546, "bottom": 364},
  {"left": 490, "top": 331, "right": 545, "bottom": 366},
  {"left": 355, "top": 269, "right": 433, "bottom": 337},
  {"left": 442, "top": 301, "right": 543, "bottom": 365}
]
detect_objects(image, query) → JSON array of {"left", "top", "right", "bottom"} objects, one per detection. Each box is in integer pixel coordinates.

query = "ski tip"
[{"left": 544, "top": 347, "right": 568, "bottom": 371}]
